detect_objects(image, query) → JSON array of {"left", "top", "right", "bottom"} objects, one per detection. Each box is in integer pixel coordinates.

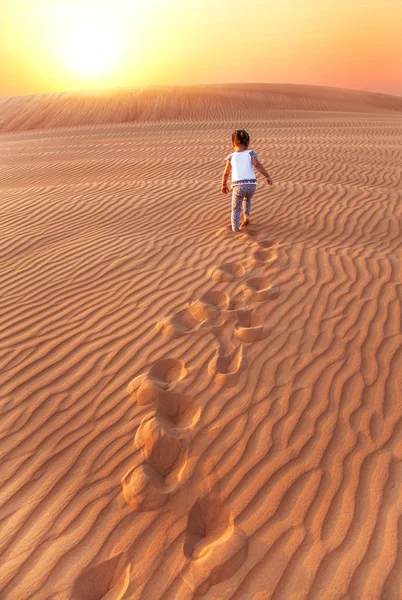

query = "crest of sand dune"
[{"left": 0, "top": 84, "right": 401, "bottom": 599}]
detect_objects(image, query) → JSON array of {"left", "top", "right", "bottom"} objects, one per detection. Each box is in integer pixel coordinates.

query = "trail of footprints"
[
  {"left": 123, "top": 358, "right": 199, "bottom": 512},
  {"left": 121, "top": 227, "right": 279, "bottom": 596}
]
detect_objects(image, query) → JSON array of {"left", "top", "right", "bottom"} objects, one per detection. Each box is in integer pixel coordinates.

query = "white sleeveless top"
[{"left": 225, "top": 149, "right": 258, "bottom": 187}]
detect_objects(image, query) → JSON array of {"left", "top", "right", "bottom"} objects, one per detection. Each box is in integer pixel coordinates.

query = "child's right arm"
[
  {"left": 221, "top": 160, "right": 232, "bottom": 194},
  {"left": 252, "top": 155, "right": 273, "bottom": 185}
]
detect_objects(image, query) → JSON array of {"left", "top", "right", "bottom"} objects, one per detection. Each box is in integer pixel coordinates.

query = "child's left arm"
[
  {"left": 221, "top": 161, "right": 231, "bottom": 194},
  {"left": 252, "top": 155, "right": 273, "bottom": 185}
]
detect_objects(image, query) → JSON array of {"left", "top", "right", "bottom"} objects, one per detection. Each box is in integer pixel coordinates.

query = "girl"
[{"left": 221, "top": 129, "right": 273, "bottom": 232}]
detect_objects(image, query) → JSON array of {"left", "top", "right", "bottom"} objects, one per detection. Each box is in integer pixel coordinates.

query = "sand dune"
[
  {"left": 1, "top": 83, "right": 402, "bottom": 133},
  {"left": 0, "top": 84, "right": 402, "bottom": 599}
]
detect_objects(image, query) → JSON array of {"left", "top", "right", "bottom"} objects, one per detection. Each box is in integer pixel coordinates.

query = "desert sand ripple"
[{"left": 0, "top": 85, "right": 401, "bottom": 599}]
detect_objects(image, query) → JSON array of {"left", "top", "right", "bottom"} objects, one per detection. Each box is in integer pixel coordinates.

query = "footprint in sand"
[
  {"left": 200, "top": 292, "right": 246, "bottom": 321},
  {"left": 208, "top": 324, "right": 247, "bottom": 387},
  {"left": 208, "top": 261, "right": 245, "bottom": 283},
  {"left": 126, "top": 358, "right": 187, "bottom": 404},
  {"left": 122, "top": 462, "right": 173, "bottom": 512},
  {"left": 127, "top": 358, "right": 199, "bottom": 426},
  {"left": 227, "top": 297, "right": 248, "bottom": 312},
  {"left": 258, "top": 238, "right": 278, "bottom": 249},
  {"left": 182, "top": 494, "right": 248, "bottom": 597},
  {"left": 251, "top": 246, "right": 277, "bottom": 265},
  {"left": 243, "top": 277, "right": 279, "bottom": 302},
  {"left": 248, "top": 237, "right": 278, "bottom": 262},
  {"left": 123, "top": 358, "right": 199, "bottom": 512},
  {"left": 198, "top": 290, "right": 230, "bottom": 313},
  {"left": 157, "top": 291, "right": 232, "bottom": 338},
  {"left": 73, "top": 553, "right": 131, "bottom": 600},
  {"left": 134, "top": 412, "right": 188, "bottom": 475},
  {"left": 157, "top": 303, "right": 210, "bottom": 338},
  {"left": 234, "top": 308, "right": 265, "bottom": 342}
]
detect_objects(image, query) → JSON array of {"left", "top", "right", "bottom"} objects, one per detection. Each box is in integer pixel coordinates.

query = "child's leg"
[
  {"left": 231, "top": 186, "right": 243, "bottom": 232},
  {"left": 242, "top": 198, "right": 251, "bottom": 218},
  {"left": 241, "top": 184, "right": 257, "bottom": 226}
]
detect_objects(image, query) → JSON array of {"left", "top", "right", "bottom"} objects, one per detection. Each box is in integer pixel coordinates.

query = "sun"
[
  {"left": 60, "top": 19, "right": 120, "bottom": 78},
  {"left": 62, "top": 23, "right": 119, "bottom": 77},
  {"left": 47, "top": 3, "right": 127, "bottom": 81}
]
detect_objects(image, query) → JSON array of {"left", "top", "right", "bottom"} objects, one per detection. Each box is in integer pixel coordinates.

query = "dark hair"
[{"left": 232, "top": 129, "right": 250, "bottom": 147}]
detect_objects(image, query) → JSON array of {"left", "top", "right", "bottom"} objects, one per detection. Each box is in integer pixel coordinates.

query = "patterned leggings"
[{"left": 231, "top": 184, "right": 257, "bottom": 232}]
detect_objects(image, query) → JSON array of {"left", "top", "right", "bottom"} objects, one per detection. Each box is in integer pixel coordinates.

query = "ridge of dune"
[{"left": 1, "top": 83, "right": 402, "bottom": 133}]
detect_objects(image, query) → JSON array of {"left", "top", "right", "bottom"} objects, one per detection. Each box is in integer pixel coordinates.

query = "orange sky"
[{"left": 1, "top": 0, "right": 401, "bottom": 98}]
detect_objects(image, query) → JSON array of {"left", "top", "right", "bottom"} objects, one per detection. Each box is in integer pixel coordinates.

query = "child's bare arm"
[
  {"left": 221, "top": 161, "right": 232, "bottom": 194},
  {"left": 252, "top": 156, "right": 273, "bottom": 185}
]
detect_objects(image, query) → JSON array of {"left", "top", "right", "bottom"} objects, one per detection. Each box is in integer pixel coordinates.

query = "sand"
[{"left": 0, "top": 83, "right": 401, "bottom": 600}]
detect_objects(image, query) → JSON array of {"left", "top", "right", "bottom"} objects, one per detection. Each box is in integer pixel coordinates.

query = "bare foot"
[{"left": 240, "top": 216, "right": 250, "bottom": 228}]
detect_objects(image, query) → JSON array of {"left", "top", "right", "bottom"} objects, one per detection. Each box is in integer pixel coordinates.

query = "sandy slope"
[
  {"left": 1, "top": 83, "right": 402, "bottom": 133},
  {"left": 0, "top": 84, "right": 402, "bottom": 600}
]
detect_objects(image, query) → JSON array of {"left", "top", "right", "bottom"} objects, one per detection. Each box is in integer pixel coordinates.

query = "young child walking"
[{"left": 221, "top": 129, "right": 273, "bottom": 232}]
